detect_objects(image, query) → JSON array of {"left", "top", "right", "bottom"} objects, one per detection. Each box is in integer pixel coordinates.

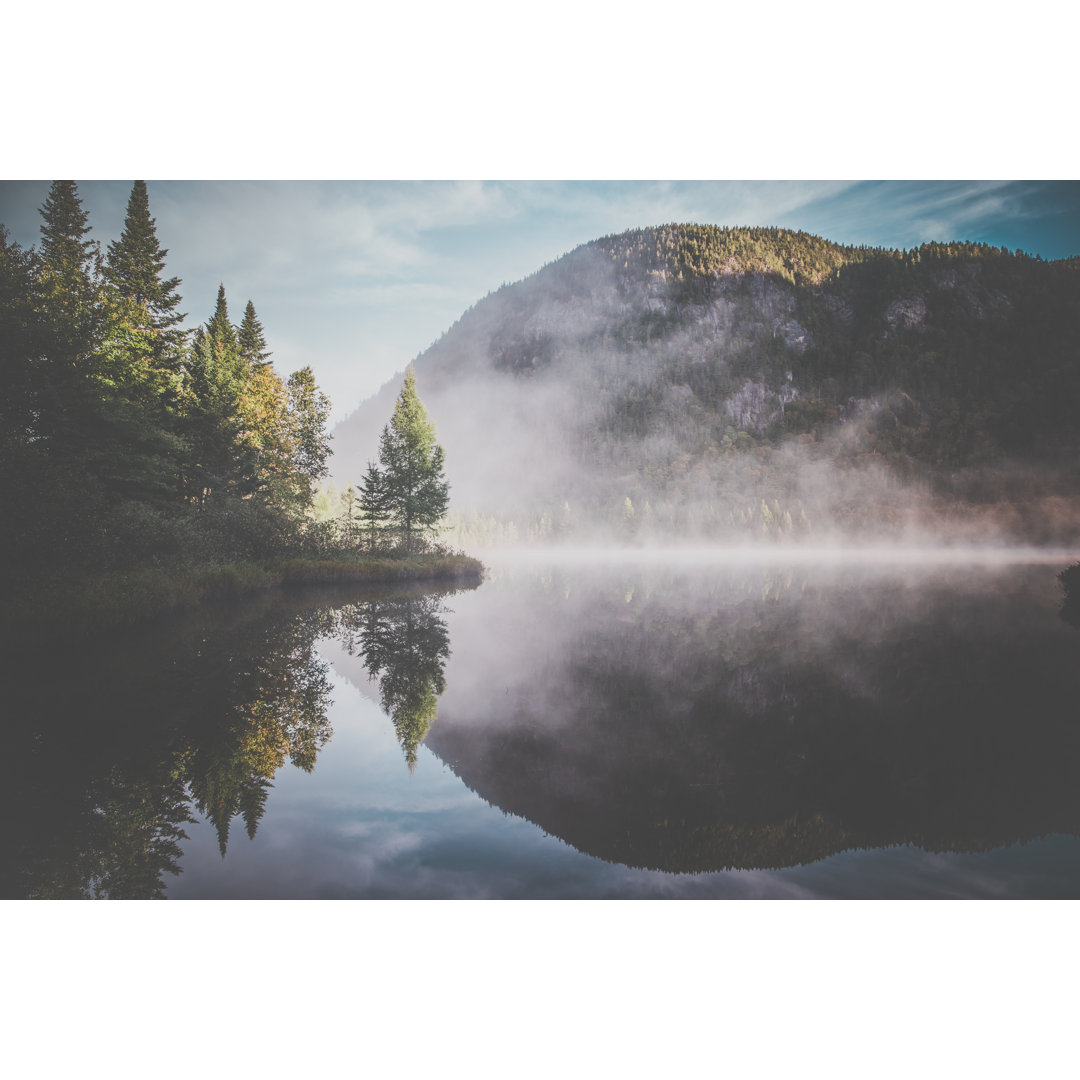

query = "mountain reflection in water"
[
  {"left": 426, "top": 558, "right": 1080, "bottom": 876},
  {"left": 4, "top": 556, "right": 1080, "bottom": 899}
]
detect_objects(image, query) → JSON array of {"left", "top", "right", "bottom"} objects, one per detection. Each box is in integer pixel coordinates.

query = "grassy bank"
[{"left": 3, "top": 552, "right": 485, "bottom": 645}]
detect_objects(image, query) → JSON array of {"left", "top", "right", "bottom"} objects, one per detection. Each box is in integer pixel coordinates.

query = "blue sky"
[{"left": 2, "top": 179, "right": 1077, "bottom": 424}]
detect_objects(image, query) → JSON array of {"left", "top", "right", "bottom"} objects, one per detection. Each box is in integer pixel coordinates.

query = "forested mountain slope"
[{"left": 333, "top": 225, "right": 1080, "bottom": 544}]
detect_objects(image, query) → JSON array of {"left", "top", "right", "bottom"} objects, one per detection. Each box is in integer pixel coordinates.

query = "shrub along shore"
[{"left": 3, "top": 552, "right": 485, "bottom": 646}]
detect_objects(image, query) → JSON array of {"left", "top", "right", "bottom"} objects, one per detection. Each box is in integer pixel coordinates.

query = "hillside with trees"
[{"left": 332, "top": 224, "right": 1080, "bottom": 546}]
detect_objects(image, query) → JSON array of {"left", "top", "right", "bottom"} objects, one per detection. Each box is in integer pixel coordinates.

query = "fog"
[
  {"left": 478, "top": 543, "right": 1080, "bottom": 567},
  {"left": 330, "top": 234, "right": 1080, "bottom": 554}
]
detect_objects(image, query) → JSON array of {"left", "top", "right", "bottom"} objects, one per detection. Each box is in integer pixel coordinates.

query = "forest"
[{"left": 0, "top": 182, "right": 477, "bottom": 639}]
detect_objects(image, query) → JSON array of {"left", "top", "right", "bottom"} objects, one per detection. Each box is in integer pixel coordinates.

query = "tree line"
[{"left": 0, "top": 181, "right": 455, "bottom": 607}]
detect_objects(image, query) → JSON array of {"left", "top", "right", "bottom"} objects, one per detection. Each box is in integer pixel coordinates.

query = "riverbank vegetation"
[{"left": 0, "top": 182, "right": 479, "bottom": 640}]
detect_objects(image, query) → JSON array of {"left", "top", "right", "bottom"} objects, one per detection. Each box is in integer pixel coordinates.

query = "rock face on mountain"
[{"left": 332, "top": 225, "right": 1080, "bottom": 543}]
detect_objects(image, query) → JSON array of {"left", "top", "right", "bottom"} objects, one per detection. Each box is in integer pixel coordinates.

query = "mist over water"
[
  {"left": 479, "top": 543, "right": 1080, "bottom": 568},
  {"left": 423, "top": 553, "right": 1080, "bottom": 884}
]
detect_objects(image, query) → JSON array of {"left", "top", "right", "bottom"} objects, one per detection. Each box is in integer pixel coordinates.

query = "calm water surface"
[{"left": 5, "top": 552, "right": 1080, "bottom": 899}]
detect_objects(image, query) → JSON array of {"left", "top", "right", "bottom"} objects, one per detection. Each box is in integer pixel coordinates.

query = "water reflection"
[
  {"left": 339, "top": 591, "right": 451, "bottom": 770},
  {"left": 5, "top": 560, "right": 1080, "bottom": 899},
  {"left": 1060, "top": 563, "right": 1080, "bottom": 628},
  {"left": 0, "top": 586, "right": 459, "bottom": 899},
  {"left": 427, "top": 561, "right": 1080, "bottom": 875}
]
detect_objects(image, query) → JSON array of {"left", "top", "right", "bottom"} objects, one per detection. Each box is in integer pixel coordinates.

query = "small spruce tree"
[
  {"left": 206, "top": 283, "right": 239, "bottom": 354},
  {"left": 376, "top": 368, "right": 449, "bottom": 554},
  {"left": 357, "top": 462, "right": 389, "bottom": 552}
]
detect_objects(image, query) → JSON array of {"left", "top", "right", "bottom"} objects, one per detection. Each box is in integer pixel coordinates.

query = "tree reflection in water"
[
  {"left": 0, "top": 586, "right": 456, "bottom": 899},
  {"left": 342, "top": 592, "right": 451, "bottom": 770}
]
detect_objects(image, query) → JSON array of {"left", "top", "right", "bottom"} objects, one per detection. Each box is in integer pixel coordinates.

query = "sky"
[{"left": 2, "top": 179, "right": 1078, "bottom": 424}]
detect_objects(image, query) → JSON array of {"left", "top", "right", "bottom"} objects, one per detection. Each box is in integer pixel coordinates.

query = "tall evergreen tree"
[
  {"left": 206, "top": 283, "right": 238, "bottom": 353},
  {"left": 98, "top": 182, "right": 188, "bottom": 497},
  {"left": 32, "top": 180, "right": 106, "bottom": 461},
  {"left": 105, "top": 181, "right": 185, "bottom": 336},
  {"left": 376, "top": 368, "right": 449, "bottom": 553},
  {"left": 23, "top": 180, "right": 182, "bottom": 564},
  {"left": 238, "top": 300, "right": 272, "bottom": 370},
  {"left": 180, "top": 287, "right": 250, "bottom": 503},
  {"left": 38, "top": 181, "right": 97, "bottom": 284}
]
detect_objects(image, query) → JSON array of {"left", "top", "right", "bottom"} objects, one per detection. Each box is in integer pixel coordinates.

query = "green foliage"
[
  {"left": 593, "top": 223, "right": 880, "bottom": 291},
  {"left": 286, "top": 365, "right": 332, "bottom": 492},
  {"left": 373, "top": 368, "right": 450, "bottom": 554},
  {"left": 0, "top": 181, "right": 345, "bottom": 615},
  {"left": 357, "top": 461, "right": 389, "bottom": 551},
  {"left": 38, "top": 180, "right": 97, "bottom": 285}
]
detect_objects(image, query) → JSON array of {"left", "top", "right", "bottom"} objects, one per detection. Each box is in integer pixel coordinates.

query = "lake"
[{"left": 5, "top": 548, "right": 1080, "bottom": 899}]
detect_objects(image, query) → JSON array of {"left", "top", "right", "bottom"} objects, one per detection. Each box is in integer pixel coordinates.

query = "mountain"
[{"left": 332, "top": 225, "right": 1080, "bottom": 545}]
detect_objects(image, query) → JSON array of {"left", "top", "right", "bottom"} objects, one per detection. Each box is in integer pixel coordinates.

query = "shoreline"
[{"left": 2, "top": 552, "right": 486, "bottom": 646}]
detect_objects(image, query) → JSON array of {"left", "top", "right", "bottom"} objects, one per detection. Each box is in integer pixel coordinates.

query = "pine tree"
[
  {"left": 238, "top": 300, "right": 272, "bottom": 370},
  {"left": 26, "top": 180, "right": 186, "bottom": 560},
  {"left": 105, "top": 181, "right": 184, "bottom": 336},
  {"left": 377, "top": 368, "right": 449, "bottom": 553},
  {"left": 32, "top": 181, "right": 106, "bottom": 463},
  {"left": 35, "top": 180, "right": 102, "bottom": 355},
  {"left": 206, "top": 283, "right": 239, "bottom": 354},
  {"left": 357, "top": 462, "right": 388, "bottom": 551},
  {"left": 99, "top": 181, "right": 187, "bottom": 490},
  {"left": 180, "top": 287, "right": 250, "bottom": 503},
  {"left": 38, "top": 180, "right": 97, "bottom": 284}
]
